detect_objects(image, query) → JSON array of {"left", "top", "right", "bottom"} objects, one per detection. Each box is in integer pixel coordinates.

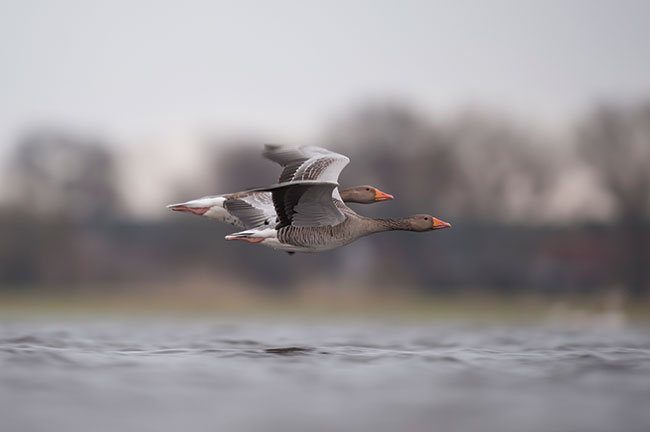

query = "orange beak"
[
  {"left": 374, "top": 189, "right": 394, "bottom": 201},
  {"left": 432, "top": 217, "right": 451, "bottom": 229}
]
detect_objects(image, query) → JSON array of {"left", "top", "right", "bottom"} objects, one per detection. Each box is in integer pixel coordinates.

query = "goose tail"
[
  {"left": 225, "top": 228, "right": 275, "bottom": 243},
  {"left": 166, "top": 196, "right": 225, "bottom": 216}
]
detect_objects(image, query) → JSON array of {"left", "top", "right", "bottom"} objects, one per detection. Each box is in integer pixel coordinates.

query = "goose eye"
[
  {"left": 424, "top": 217, "right": 428, "bottom": 220},
  {"left": 365, "top": 188, "right": 370, "bottom": 191}
]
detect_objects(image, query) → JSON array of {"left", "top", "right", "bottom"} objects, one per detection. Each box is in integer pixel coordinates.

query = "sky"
[
  {"left": 1, "top": 0, "right": 649, "bottom": 215},
  {"left": 2, "top": 0, "right": 649, "bottom": 143}
]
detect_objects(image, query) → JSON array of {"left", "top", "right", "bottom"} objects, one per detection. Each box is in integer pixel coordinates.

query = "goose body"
[{"left": 167, "top": 186, "right": 393, "bottom": 230}]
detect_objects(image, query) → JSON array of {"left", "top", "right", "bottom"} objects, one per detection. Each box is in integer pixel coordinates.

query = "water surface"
[{"left": 1, "top": 320, "right": 649, "bottom": 432}]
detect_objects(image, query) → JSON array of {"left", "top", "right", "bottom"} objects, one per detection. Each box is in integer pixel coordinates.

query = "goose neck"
[{"left": 366, "top": 217, "right": 413, "bottom": 233}]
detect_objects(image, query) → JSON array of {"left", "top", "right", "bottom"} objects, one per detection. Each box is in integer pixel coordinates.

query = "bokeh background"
[
  {"left": 2, "top": 3, "right": 650, "bottom": 432},
  {"left": 1, "top": 0, "right": 649, "bottom": 321}
]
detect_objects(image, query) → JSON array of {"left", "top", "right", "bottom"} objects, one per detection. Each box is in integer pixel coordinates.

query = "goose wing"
[
  {"left": 223, "top": 191, "right": 276, "bottom": 229},
  {"left": 260, "top": 181, "right": 346, "bottom": 229},
  {"left": 263, "top": 144, "right": 350, "bottom": 183}
]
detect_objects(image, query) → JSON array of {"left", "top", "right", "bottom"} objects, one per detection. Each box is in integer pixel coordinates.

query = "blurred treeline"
[{"left": 1, "top": 102, "right": 649, "bottom": 298}]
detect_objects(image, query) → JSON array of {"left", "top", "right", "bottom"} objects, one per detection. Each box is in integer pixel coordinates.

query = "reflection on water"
[{"left": 1, "top": 320, "right": 649, "bottom": 432}]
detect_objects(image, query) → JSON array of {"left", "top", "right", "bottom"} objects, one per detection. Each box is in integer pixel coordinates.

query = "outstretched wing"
[
  {"left": 260, "top": 181, "right": 346, "bottom": 229},
  {"left": 263, "top": 144, "right": 350, "bottom": 184}
]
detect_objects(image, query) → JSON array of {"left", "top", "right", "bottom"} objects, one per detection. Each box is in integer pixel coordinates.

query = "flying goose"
[
  {"left": 225, "top": 148, "right": 451, "bottom": 253},
  {"left": 167, "top": 185, "right": 393, "bottom": 230},
  {"left": 167, "top": 144, "right": 393, "bottom": 230}
]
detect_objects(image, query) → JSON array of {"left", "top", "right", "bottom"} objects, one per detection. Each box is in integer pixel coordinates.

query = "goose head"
[
  {"left": 340, "top": 185, "right": 394, "bottom": 204},
  {"left": 407, "top": 214, "right": 452, "bottom": 232}
]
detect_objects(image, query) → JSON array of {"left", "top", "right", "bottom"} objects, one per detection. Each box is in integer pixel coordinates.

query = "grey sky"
[{"left": 2, "top": 0, "right": 649, "bottom": 148}]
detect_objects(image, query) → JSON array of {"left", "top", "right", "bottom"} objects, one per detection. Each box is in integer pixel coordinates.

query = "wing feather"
[
  {"left": 263, "top": 144, "right": 350, "bottom": 183},
  {"left": 257, "top": 181, "right": 346, "bottom": 229},
  {"left": 223, "top": 192, "right": 276, "bottom": 229}
]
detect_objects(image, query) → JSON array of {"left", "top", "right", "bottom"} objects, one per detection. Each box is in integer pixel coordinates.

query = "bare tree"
[
  {"left": 445, "top": 112, "right": 560, "bottom": 223},
  {"left": 578, "top": 104, "right": 650, "bottom": 222},
  {"left": 7, "top": 129, "right": 122, "bottom": 221},
  {"left": 323, "top": 103, "right": 461, "bottom": 218},
  {"left": 578, "top": 104, "right": 650, "bottom": 296},
  {"left": 322, "top": 104, "right": 558, "bottom": 224},
  {"left": 202, "top": 136, "right": 283, "bottom": 193}
]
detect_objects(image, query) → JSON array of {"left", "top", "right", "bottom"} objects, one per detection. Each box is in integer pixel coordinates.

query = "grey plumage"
[
  {"left": 262, "top": 181, "right": 346, "bottom": 229},
  {"left": 224, "top": 191, "right": 276, "bottom": 229},
  {"left": 275, "top": 211, "right": 367, "bottom": 250},
  {"left": 223, "top": 197, "right": 272, "bottom": 229},
  {"left": 263, "top": 144, "right": 350, "bottom": 184}
]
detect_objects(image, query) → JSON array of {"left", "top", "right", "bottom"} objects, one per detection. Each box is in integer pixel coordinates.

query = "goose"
[
  {"left": 224, "top": 148, "right": 451, "bottom": 253},
  {"left": 167, "top": 144, "right": 393, "bottom": 229},
  {"left": 166, "top": 185, "right": 393, "bottom": 229}
]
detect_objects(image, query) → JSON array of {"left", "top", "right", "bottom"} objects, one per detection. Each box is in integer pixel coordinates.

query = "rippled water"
[{"left": 1, "top": 320, "right": 649, "bottom": 432}]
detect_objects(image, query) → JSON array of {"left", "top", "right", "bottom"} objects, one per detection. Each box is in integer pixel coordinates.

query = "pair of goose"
[{"left": 168, "top": 145, "right": 450, "bottom": 253}]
